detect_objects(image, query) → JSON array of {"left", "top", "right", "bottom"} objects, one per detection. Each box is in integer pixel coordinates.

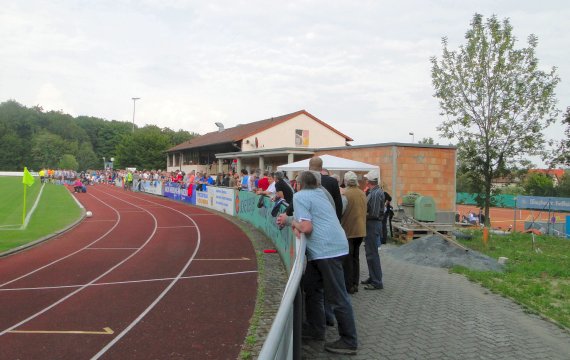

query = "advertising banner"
[
  {"left": 140, "top": 180, "right": 164, "bottom": 196},
  {"left": 516, "top": 196, "right": 570, "bottom": 212},
  {"left": 209, "top": 187, "right": 236, "bottom": 216},
  {"left": 195, "top": 190, "right": 209, "bottom": 208},
  {"left": 194, "top": 187, "right": 236, "bottom": 216},
  {"left": 236, "top": 191, "right": 296, "bottom": 271},
  {"left": 163, "top": 182, "right": 196, "bottom": 204}
]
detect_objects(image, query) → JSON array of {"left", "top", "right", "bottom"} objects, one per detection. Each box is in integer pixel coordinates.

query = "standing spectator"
[
  {"left": 381, "top": 190, "right": 393, "bottom": 243},
  {"left": 256, "top": 172, "right": 276, "bottom": 196},
  {"left": 361, "top": 169, "right": 385, "bottom": 290},
  {"left": 309, "top": 157, "right": 343, "bottom": 220},
  {"left": 274, "top": 171, "right": 294, "bottom": 205},
  {"left": 133, "top": 170, "right": 141, "bottom": 192},
  {"left": 308, "top": 157, "right": 343, "bottom": 325},
  {"left": 215, "top": 172, "right": 224, "bottom": 186},
  {"left": 240, "top": 169, "right": 250, "bottom": 191},
  {"left": 222, "top": 172, "right": 231, "bottom": 187},
  {"left": 277, "top": 171, "right": 358, "bottom": 355},
  {"left": 126, "top": 171, "right": 133, "bottom": 191},
  {"left": 257, "top": 170, "right": 270, "bottom": 191},
  {"left": 341, "top": 171, "right": 367, "bottom": 294},
  {"left": 228, "top": 172, "right": 235, "bottom": 189}
]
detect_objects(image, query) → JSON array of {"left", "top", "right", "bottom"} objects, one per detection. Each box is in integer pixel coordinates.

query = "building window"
[{"left": 295, "top": 129, "right": 309, "bottom": 146}]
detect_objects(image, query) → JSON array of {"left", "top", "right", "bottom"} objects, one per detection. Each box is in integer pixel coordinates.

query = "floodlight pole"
[{"left": 132, "top": 97, "right": 140, "bottom": 132}]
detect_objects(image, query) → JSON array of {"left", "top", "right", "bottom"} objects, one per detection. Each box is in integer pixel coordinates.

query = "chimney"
[{"left": 214, "top": 122, "right": 224, "bottom": 132}]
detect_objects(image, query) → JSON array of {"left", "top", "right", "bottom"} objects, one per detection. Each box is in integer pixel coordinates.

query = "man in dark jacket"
[{"left": 308, "top": 157, "right": 343, "bottom": 221}]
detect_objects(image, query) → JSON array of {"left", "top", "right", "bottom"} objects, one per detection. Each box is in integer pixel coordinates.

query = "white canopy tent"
[{"left": 277, "top": 154, "right": 379, "bottom": 173}]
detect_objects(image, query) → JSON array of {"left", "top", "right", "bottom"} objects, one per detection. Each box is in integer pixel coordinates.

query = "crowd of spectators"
[{"left": 41, "top": 162, "right": 393, "bottom": 355}]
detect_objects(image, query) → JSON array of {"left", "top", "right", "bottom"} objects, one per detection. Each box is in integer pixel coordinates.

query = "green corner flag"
[
  {"left": 23, "top": 167, "right": 35, "bottom": 187},
  {"left": 22, "top": 167, "right": 35, "bottom": 225}
]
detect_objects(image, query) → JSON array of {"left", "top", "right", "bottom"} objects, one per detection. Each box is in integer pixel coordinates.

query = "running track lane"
[{"left": 0, "top": 184, "right": 258, "bottom": 359}]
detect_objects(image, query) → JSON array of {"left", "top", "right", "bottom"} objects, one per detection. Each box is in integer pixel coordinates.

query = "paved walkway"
[{"left": 302, "top": 244, "right": 570, "bottom": 359}]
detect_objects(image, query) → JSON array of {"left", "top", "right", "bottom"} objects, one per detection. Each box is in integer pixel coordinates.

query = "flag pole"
[
  {"left": 21, "top": 167, "right": 35, "bottom": 225},
  {"left": 22, "top": 183, "right": 27, "bottom": 225}
]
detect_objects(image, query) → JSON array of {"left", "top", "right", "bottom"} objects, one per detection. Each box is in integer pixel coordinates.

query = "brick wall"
[{"left": 315, "top": 144, "right": 456, "bottom": 212}]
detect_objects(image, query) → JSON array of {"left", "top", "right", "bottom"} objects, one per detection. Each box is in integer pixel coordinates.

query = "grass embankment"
[
  {"left": 0, "top": 177, "right": 82, "bottom": 253},
  {"left": 453, "top": 230, "right": 570, "bottom": 330}
]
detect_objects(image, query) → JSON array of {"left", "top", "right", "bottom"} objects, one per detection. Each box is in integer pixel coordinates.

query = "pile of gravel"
[{"left": 385, "top": 234, "right": 504, "bottom": 272}]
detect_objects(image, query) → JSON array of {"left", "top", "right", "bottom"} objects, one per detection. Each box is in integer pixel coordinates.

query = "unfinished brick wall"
[{"left": 315, "top": 145, "right": 456, "bottom": 212}]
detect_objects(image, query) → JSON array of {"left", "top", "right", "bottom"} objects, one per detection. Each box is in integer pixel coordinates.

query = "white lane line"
[
  {"left": 91, "top": 188, "right": 202, "bottom": 359},
  {"left": 22, "top": 183, "right": 48, "bottom": 229},
  {"left": 0, "top": 191, "right": 159, "bottom": 337},
  {"left": 0, "top": 270, "right": 258, "bottom": 292},
  {"left": 156, "top": 225, "right": 196, "bottom": 229},
  {"left": 0, "top": 195, "right": 121, "bottom": 289},
  {"left": 85, "top": 248, "right": 139, "bottom": 250}
]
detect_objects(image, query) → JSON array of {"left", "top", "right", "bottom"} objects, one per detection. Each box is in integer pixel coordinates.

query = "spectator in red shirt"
[{"left": 257, "top": 170, "right": 270, "bottom": 191}]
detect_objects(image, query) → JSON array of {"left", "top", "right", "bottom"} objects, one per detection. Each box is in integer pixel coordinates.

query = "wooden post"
[{"left": 482, "top": 227, "right": 489, "bottom": 247}]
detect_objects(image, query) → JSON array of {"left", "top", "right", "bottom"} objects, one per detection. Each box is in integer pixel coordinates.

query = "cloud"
[{"left": 0, "top": 0, "right": 568, "bottom": 166}]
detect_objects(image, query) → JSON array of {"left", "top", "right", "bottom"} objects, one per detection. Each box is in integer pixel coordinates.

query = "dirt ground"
[{"left": 456, "top": 204, "right": 568, "bottom": 232}]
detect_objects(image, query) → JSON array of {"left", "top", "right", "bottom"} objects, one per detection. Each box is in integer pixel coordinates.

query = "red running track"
[{"left": 0, "top": 184, "right": 258, "bottom": 359}]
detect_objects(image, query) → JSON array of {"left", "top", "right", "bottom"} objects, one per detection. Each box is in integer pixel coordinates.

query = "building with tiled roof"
[
  {"left": 166, "top": 110, "right": 352, "bottom": 175},
  {"left": 166, "top": 109, "right": 458, "bottom": 217}
]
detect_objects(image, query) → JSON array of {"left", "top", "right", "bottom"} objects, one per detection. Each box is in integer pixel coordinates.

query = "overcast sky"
[{"left": 1, "top": 1, "right": 568, "bottom": 156}]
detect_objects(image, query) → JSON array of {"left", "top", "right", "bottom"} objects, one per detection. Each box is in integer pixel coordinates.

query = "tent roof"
[{"left": 277, "top": 154, "right": 378, "bottom": 172}]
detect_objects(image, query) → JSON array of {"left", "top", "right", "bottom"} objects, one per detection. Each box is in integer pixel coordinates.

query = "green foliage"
[
  {"left": 548, "top": 107, "right": 570, "bottom": 167},
  {"left": 432, "top": 13, "right": 560, "bottom": 222},
  {"left": 58, "top": 154, "right": 79, "bottom": 171},
  {"left": 0, "top": 176, "right": 41, "bottom": 227},
  {"left": 453, "top": 231, "right": 570, "bottom": 329},
  {"left": 31, "top": 131, "right": 71, "bottom": 169},
  {"left": 115, "top": 126, "right": 172, "bottom": 170},
  {"left": 522, "top": 172, "right": 555, "bottom": 196},
  {"left": 0, "top": 179, "right": 82, "bottom": 252},
  {"left": 498, "top": 184, "right": 525, "bottom": 196},
  {"left": 161, "top": 127, "right": 198, "bottom": 146},
  {"left": 0, "top": 100, "right": 198, "bottom": 171},
  {"left": 418, "top": 137, "right": 436, "bottom": 145},
  {"left": 76, "top": 142, "right": 99, "bottom": 170},
  {"left": 555, "top": 171, "right": 570, "bottom": 197}
]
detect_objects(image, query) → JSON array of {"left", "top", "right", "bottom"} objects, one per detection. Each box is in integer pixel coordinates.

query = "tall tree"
[
  {"left": 115, "top": 125, "right": 172, "bottom": 170},
  {"left": 431, "top": 13, "right": 560, "bottom": 225},
  {"left": 522, "top": 172, "right": 555, "bottom": 196},
  {"left": 555, "top": 171, "right": 570, "bottom": 197},
  {"left": 31, "top": 131, "right": 71, "bottom": 169},
  {"left": 548, "top": 107, "right": 570, "bottom": 167},
  {"left": 58, "top": 154, "right": 79, "bottom": 171}
]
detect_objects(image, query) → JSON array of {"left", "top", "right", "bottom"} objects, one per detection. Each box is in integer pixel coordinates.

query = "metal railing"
[{"left": 257, "top": 234, "right": 306, "bottom": 360}]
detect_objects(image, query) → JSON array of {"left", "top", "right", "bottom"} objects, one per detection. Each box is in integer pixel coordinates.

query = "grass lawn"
[
  {"left": 0, "top": 177, "right": 82, "bottom": 253},
  {"left": 453, "top": 229, "right": 570, "bottom": 330},
  {"left": 0, "top": 176, "right": 42, "bottom": 228}
]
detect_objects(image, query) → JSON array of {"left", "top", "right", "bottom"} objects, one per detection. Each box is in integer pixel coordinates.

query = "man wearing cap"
[
  {"left": 341, "top": 171, "right": 367, "bottom": 294},
  {"left": 361, "top": 169, "right": 385, "bottom": 290}
]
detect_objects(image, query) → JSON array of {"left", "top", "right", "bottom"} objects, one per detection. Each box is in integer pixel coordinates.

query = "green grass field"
[
  {"left": 453, "top": 230, "right": 570, "bottom": 330},
  {"left": 0, "top": 176, "right": 42, "bottom": 228},
  {"left": 0, "top": 176, "right": 82, "bottom": 253}
]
